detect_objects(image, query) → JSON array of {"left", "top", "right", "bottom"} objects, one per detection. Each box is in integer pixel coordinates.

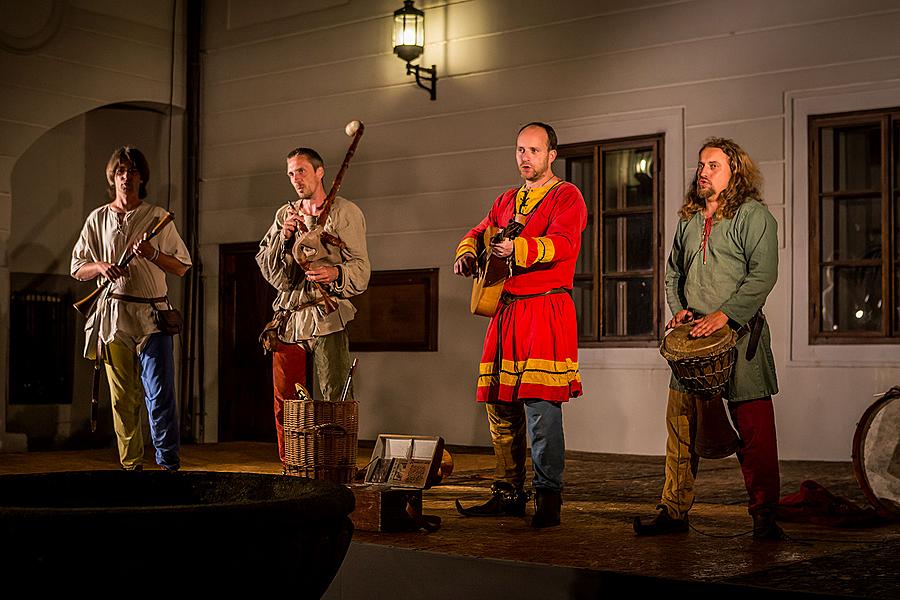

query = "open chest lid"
[{"left": 363, "top": 434, "right": 444, "bottom": 490}]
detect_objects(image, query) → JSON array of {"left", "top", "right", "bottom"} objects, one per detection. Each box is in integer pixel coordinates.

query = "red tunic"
[{"left": 456, "top": 182, "right": 587, "bottom": 403}]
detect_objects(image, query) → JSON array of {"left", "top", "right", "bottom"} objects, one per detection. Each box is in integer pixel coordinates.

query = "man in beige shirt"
[{"left": 71, "top": 146, "right": 191, "bottom": 471}]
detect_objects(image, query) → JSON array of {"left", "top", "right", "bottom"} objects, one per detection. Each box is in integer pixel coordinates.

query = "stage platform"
[{"left": 1, "top": 441, "right": 897, "bottom": 599}]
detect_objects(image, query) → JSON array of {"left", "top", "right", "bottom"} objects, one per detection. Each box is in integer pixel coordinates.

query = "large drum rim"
[
  {"left": 659, "top": 323, "right": 737, "bottom": 362},
  {"left": 850, "top": 386, "right": 900, "bottom": 520}
]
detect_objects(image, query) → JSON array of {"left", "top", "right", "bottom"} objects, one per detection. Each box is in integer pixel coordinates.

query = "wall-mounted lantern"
[{"left": 392, "top": 0, "right": 437, "bottom": 101}]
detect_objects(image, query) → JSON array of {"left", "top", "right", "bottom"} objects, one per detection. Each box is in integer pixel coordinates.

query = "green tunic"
[{"left": 665, "top": 199, "right": 778, "bottom": 402}]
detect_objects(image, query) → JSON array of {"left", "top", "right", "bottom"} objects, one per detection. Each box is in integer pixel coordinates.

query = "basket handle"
[{"left": 300, "top": 423, "right": 348, "bottom": 436}]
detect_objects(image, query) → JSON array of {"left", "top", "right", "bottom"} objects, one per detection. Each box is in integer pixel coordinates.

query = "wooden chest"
[{"left": 350, "top": 434, "right": 443, "bottom": 532}]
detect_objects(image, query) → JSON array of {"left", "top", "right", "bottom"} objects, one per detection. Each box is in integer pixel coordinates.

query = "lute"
[{"left": 469, "top": 214, "right": 526, "bottom": 317}]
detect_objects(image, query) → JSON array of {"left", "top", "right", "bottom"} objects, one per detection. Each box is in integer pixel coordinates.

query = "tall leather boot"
[
  {"left": 752, "top": 511, "right": 785, "bottom": 540},
  {"left": 455, "top": 481, "right": 528, "bottom": 517},
  {"left": 531, "top": 488, "right": 562, "bottom": 528}
]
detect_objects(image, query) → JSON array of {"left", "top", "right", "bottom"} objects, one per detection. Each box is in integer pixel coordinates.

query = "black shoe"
[
  {"left": 633, "top": 507, "right": 689, "bottom": 536},
  {"left": 752, "top": 512, "right": 785, "bottom": 540},
  {"left": 531, "top": 489, "right": 562, "bottom": 528},
  {"left": 455, "top": 481, "right": 529, "bottom": 517}
]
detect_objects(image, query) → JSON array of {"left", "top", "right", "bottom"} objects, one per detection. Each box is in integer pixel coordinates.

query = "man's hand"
[
  {"left": 282, "top": 207, "right": 300, "bottom": 240},
  {"left": 306, "top": 265, "right": 338, "bottom": 284},
  {"left": 491, "top": 238, "right": 514, "bottom": 258},
  {"left": 666, "top": 309, "right": 694, "bottom": 330},
  {"left": 689, "top": 310, "right": 728, "bottom": 338},
  {"left": 454, "top": 253, "right": 476, "bottom": 277},
  {"left": 98, "top": 261, "right": 128, "bottom": 282},
  {"left": 132, "top": 233, "right": 156, "bottom": 262}
]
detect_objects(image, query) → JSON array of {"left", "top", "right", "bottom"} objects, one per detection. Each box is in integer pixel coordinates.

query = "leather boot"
[
  {"left": 531, "top": 489, "right": 562, "bottom": 528},
  {"left": 633, "top": 507, "right": 689, "bottom": 536},
  {"left": 455, "top": 481, "right": 529, "bottom": 517},
  {"left": 752, "top": 511, "right": 785, "bottom": 540}
]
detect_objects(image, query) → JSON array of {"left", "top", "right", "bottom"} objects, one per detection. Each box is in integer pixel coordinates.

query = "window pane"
[
  {"left": 603, "top": 148, "right": 654, "bottom": 209},
  {"left": 602, "top": 277, "right": 653, "bottom": 337},
  {"left": 573, "top": 279, "right": 593, "bottom": 338},
  {"left": 896, "top": 193, "right": 900, "bottom": 260},
  {"left": 819, "top": 196, "right": 882, "bottom": 261},
  {"left": 576, "top": 219, "right": 593, "bottom": 274},
  {"left": 603, "top": 214, "right": 652, "bottom": 273},
  {"left": 895, "top": 265, "right": 900, "bottom": 335},
  {"left": 894, "top": 119, "right": 899, "bottom": 193},
  {"left": 568, "top": 156, "right": 594, "bottom": 274},
  {"left": 820, "top": 266, "right": 882, "bottom": 332},
  {"left": 819, "top": 125, "right": 881, "bottom": 193}
]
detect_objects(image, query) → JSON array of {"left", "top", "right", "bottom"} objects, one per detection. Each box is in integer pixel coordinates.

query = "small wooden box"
[{"left": 350, "top": 434, "right": 444, "bottom": 532}]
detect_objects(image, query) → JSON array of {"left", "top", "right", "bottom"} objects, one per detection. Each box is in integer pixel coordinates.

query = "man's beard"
[
  {"left": 521, "top": 162, "right": 549, "bottom": 183},
  {"left": 697, "top": 183, "right": 716, "bottom": 200}
]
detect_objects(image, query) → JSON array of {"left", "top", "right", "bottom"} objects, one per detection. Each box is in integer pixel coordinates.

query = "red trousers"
[
  {"left": 730, "top": 396, "right": 781, "bottom": 514},
  {"left": 272, "top": 343, "right": 307, "bottom": 464}
]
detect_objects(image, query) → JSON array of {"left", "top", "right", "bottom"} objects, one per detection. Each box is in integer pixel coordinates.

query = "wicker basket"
[{"left": 283, "top": 398, "right": 359, "bottom": 483}]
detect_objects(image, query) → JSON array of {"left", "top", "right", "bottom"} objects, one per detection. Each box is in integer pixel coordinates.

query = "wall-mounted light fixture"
[{"left": 392, "top": 0, "right": 437, "bottom": 101}]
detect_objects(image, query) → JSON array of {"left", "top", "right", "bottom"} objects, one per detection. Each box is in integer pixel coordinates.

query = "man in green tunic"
[{"left": 634, "top": 137, "right": 783, "bottom": 540}]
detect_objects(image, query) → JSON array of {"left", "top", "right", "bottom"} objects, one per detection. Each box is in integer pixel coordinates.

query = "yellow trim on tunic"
[
  {"left": 513, "top": 237, "right": 529, "bottom": 268},
  {"left": 513, "top": 235, "right": 556, "bottom": 268},
  {"left": 478, "top": 357, "right": 581, "bottom": 388},
  {"left": 455, "top": 237, "right": 477, "bottom": 261},
  {"left": 533, "top": 236, "right": 555, "bottom": 263},
  {"left": 515, "top": 180, "right": 562, "bottom": 215}
]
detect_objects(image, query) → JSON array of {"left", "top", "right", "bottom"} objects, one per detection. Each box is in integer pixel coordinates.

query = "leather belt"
[
  {"left": 110, "top": 293, "right": 167, "bottom": 304},
  {"left": 500, "top": 287, "right": 569, "bottom": 305}
]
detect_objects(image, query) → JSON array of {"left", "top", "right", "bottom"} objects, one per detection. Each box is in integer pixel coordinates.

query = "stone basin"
[{"left": 0, "top": 470, "right": 354, "bottom": 595}]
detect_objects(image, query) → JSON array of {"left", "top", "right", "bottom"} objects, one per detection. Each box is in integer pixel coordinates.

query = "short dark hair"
[
  {"left": 517, "top": 122, "right": 558, "bottom": 151},
  {"left": 286, "top": 147, "right": 325, "bottom": 172},
  {"left": 105, "top": 146, "right": 150, "bottom": 199}
]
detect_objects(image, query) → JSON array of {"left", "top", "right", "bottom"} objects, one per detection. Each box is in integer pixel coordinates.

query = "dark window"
[
  {"left": 809, "top": 108, "right": 900, "bottom": 343},
  {"left": 10, "top": 291, "right": 74, "bottom": 404},
  {"left": 555, "top": 135, "right": 664, "bottom": 346}
]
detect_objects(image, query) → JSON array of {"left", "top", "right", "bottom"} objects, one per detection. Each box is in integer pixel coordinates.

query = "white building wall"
[
  {"left": 2, "top": 1, "right": 898, "bottom": 460},
  {"left": 200, "top": 0, "right": 900, "bottom": 461}
]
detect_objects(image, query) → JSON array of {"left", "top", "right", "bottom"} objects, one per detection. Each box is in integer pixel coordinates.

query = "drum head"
[
  {"left": 852, "top": 386, "right": 900, "bottom": 519},
  {"left": 660, "top": 322, "right": 735, "bottom": 361}
]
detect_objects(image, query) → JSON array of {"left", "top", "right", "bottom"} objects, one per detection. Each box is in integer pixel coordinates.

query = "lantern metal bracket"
[{"left": 406, "top": 62, "right": 437, "bottom": 101}]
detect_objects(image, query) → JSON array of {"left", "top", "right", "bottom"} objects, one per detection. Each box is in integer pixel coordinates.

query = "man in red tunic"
[{"left": 453, "top": 122, "right": 586, "bottom": 527}]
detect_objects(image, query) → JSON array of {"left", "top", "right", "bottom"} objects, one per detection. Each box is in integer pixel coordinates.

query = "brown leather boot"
[
  {"left": 752, "top": 511, "right": 785, "bottom": 540},
  {"left": 531, "top": 489, "right": 562, "bottom": 528},
  {"left": 455, "top": 481, "right": 529, "bottom": 517},
  {"left": 633, "top": 507, "right": 689, "bottom": 536}
]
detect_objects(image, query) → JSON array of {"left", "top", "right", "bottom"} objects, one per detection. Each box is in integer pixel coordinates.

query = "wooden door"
[{"left": 218, "top": 242, "right": 287, "bottom": 441}]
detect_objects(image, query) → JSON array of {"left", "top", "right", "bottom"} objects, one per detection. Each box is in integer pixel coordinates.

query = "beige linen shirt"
[
  {"left": 256, "top": 196, "right": 370, "bottom": 343},
  {"left": 71, "top": 202, "right": 192, "bottom": 358}
]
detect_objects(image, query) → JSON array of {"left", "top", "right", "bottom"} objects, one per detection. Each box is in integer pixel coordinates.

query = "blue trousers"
[
  {"left": 486, "top": 399, "right": 565, "bottom": 492},
  {"left": 104, "top": 333, "right": 180, "bottom": 470}
]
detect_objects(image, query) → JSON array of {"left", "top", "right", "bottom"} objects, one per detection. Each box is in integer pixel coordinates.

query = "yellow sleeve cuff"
[
  {"left": 513, "top": 236, "right": 556, "bottom": 268},
  {"left": 455, "top": 237, "right": 477, "bottom": 261}
]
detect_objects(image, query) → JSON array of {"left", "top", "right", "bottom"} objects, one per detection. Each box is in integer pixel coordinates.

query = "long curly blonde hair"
[{"left": 679, "top": 137, "right": 763, "bottom": 220}]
